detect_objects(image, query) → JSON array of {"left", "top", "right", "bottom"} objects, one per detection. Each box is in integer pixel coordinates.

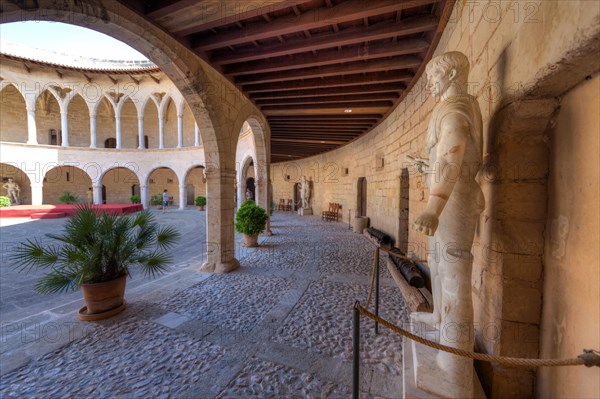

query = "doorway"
[
  {"left": 186, "top": 184, "right": 195, "bottom": 205},
  {"left": 357, "top": 177, "right": 367, "bottom": 216},
  {"left": 293, "top": 182, "right": 301, "bottom": 211},
  {"left": 245, "top": 177, "right": 255, "bottom": 201}
]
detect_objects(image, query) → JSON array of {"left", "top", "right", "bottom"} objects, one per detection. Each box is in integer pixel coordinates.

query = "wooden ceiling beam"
[
  {"left": 261, "top": 101, "right": 392, "bottom": 110},
  {"left": 168, "top": 1, "right": 314, "bottom": 36},
  {"left": 256, "top": 92, "right": 399, "bottom": 106},
  {"left": 268, "top": 114, "right": 382, "bottom": 120},
  {"left": 251, "top": 83, "right": 405, "bottom": 100},
  {"left": 224, "top": 38, "right": 429, "bottom": 76},
  {"left": 209, "top": 16, "right": 438, "bottom": 65},
  {"left": 243, "top": 70, "right": 412, "bottom": 93},
  {"left": 194, "top": 0, "right": 438, "bottom": 51},
  {"left": 237, "top": 56, "right": 421, "bottom": 85},
  {"left": 272, "top": 138, "right": 348, "bottom": 145},
  {"left": 145, "top": 0, "right": 197, "bottom": 18}
]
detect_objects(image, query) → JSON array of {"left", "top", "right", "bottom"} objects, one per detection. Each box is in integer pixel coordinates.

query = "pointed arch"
[
  {"left": 67, "top": 93, "right": 90, "bottom": 147},
  {"left": 0, "top": 82, "right": 27, "bottom": 143}
]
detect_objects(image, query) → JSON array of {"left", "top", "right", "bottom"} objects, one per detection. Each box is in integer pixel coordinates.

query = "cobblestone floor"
[{"left": 0, "top": 211, "right": 410, "bottom": 398}]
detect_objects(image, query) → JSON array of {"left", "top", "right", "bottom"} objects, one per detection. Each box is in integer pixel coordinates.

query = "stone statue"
[
  {"left": 300, "top": 175, "right": 311, "bottom": 209},
  {"left": 3, "top": 178, "right": 21, "bottom": 205},
  {"left": 411, "top": 51, "right": 484, "bottom": 398}
]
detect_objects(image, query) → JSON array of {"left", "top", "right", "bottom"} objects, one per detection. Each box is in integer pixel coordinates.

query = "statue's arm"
[{"left": 413, "top": 112, "right": 469, "bottom": 236}]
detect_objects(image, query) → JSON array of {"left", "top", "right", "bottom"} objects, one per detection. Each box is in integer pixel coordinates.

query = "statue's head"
[{"left": 425, "top": 51, "right": 469, "bottom": 98}]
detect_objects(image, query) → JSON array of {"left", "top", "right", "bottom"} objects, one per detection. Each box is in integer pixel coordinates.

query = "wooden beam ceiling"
[{"left": 124, "top": 0, "right": 455, "bottom": 162}]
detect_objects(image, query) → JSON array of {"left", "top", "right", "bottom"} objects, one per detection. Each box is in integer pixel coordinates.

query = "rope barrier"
[
  {"left": 354, "top": 302, "right": 599, "bottom": 368},
  {"left": 359, "top": 239, "right": 600, "bottom": 369}
]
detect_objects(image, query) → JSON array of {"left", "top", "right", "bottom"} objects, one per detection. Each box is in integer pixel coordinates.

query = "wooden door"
[
  {"left": 357, "top": 177, "right": 367, "bottom": 216},
  {"left": 293, "top": 183, "right": 301, "bottom": 211}
]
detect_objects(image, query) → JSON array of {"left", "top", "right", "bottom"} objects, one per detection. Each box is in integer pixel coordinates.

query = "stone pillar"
[
  {"left": 92, "top": 184, "right": 102, "bottom": 205},
  {"left": 60, "top": 111, "right": 69, "bottom": 147},
  {"left": 179, "top": 184, "right": 186, "bottom": 210},
  {"left": 177, "top": 113, "right": 183, "bottom": 148},
  {"left": 139, "top": 184, "right": 148, "bottom": 209},
  {"left": 158, "top": 116, "right": 165, "bottom": 149},
  {"left": 115, "top": 115, "right": 122, "bottom": 149},
  {"left": 194, "top": 122, "right": 200, "bottom": 147},
  {"left": 89, "top": 113, "right": 97, "bottom": 148},
  {"left": 26, "top": 107, "right": 37, "bottom": 145},
  {"left": 137, "top": 116, "right": 145, "bottom": 149},
  {"left": 200, "top": 168, "right": 239, "bottom": 273},
  {"left": 30, "top": 183, "right": 43, "bottom": 206},
  {"left": 237, "top": 173, "right": 245, "bottom": 209}
]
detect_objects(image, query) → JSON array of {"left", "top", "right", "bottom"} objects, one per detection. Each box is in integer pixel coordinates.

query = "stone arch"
[
  {"left": 146, "top": 166, "right": 180, "bottom": 206},
  {"left": 67, "top": 93, "right": 90, "bottom": 147},
  {"left": 0, "top": 82, "right": 27, "bottom": 143},
  {"left": 1, "top": 1, "right": 264, "bottom": 272},
  {"left": 119, "top": 97, "right": 138, "bottom": 149},
  {"left": 95, "top": 96, "right": 115, "bottom": 148},
  {"left": 0, "top": 162, "right": 32, "bottom": 205},
  {"left": 163, "top": 97, "right": 178, "bottom": 148},
  {"left": 42, "top": 165, "right": 93, "bottom": 204},
  {"left": 35, "top": 89, "right": 61, "bottom": 145},
  {"left": 101, "top": 166, "right": 141, "bottom": 204},
  {"left": 183, "top": 165, "right": 206, "bottom": 206},
  {"left": 142, "top": 97, "right": 160, "bottom": 149}
]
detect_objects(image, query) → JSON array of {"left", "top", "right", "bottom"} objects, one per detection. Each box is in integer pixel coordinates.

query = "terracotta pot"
[
  {"left": 197, "top": 206, "right": 205, "bottom": 211},
  {"left": 243, "top": 234, "right": 259, "bottom": 247},
  {"left": 81, "top": 274, "right": 127, "bottom": 314}
]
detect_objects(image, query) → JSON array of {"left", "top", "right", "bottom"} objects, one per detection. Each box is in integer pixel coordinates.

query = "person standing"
[{"left": 162, "top": 189, "right": 169, "bottom": 213}]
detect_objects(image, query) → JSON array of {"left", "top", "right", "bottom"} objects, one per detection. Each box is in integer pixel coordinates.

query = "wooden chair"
[
  {"left": 277, "top": 198, "right": 286, "bottom": 211},
  {"left": 285, "top": 199, "right": 293, "bottom": 211},
  {"left": 322, "top": 203, "right": 341, "bottom": 221}
]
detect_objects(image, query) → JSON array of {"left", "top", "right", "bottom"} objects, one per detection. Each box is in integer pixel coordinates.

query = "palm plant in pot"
[
  {"left": 235, "top": 200, "right": 267, "bottom": 247},
  {"left": 11, "top": 204, "right": 180, "bottom": 321}
]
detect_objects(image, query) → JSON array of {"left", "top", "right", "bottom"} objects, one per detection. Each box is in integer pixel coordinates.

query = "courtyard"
[{"left": 0, "top": 210, "right": 408, "bottom": 398}]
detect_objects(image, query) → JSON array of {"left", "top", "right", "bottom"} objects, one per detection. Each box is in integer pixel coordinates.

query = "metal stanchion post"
[
  {"left": 348, "top": 209, "right": 352, "bottom": 230},
  {"left": 375, "top": 248, "right": 380, "bottom": 334},
  {"left": 353, "top": 302, "right": 360, "bottom": 399}
]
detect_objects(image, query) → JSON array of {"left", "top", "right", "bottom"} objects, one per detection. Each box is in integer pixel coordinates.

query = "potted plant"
[
  {"left": 130, "top": 194, "right": 141, "bottom": 204},
  {"left": 59, "top": 191, "right": 78, "bottom": 204},
  {"left": 195, "top": 196, "right": 206, "bottom": 211},
  {"left": 11, "top": 204, "right": 180, "bottom": 321},
  {"left": 235, "top": 200, "right": 267, "bottom": 247},
  {"left": 150, "top": 194, "right": 163, "bottom": 209}
]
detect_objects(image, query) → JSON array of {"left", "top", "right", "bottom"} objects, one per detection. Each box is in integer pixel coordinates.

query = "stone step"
[{"left": 30, "top": 212, "right": 67, "bottom": 219}]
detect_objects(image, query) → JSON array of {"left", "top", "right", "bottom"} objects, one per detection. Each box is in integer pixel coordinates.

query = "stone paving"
[{"left": 0, "top": 210, "right": 411, "bottom": 398}]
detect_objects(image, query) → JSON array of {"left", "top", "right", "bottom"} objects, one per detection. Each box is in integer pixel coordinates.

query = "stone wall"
[
  {"left": 537, "top": 74, "right": 600, "bottom": 399},
  {"left": 0, "top": 85, "right": 27, "bottom": 143},
  {"left": 272, "top": 1, "right": 600, "bottom": 397},
  {"left": 42, "top": 166, "right": 92, "bottom": 204}
]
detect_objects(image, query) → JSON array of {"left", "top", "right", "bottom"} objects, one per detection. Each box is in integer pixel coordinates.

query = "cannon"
[
  {"left": 388, "top": 248, "right": 425, "bottom": 288},
  {"left": 366, "top": 227, "right": 392, "bottom": 246}
]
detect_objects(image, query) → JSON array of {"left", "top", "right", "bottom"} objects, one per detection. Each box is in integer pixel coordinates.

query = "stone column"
[
  {"left": 30, "top": 183, "right": 43, "bottom": 206},
  {"left": 92, "top": 184, "right": 102, "bottom": 205},
  {"left": 115, "top": 114, "right": 122, "bottom": 149},
  {"left": 60, "top": 111, "right": 69, "bottom": 147},
  {"left": 194, "top": 122, "right": 200, "bottom": 147},
  {"left": 26, "top": 107, "right": 38, "bottom": 145},
  {"left": 158, "top": 115, "right": 165, "bottom": 149},
  {"left": 139, "top": 184, "right": 148, "bottom": 209},
  {"left": 89, "top": 113, "right": 97, "bottom": 148},
  {"left": 137, "top": 116, "right": 145, "bottom": 149},
  {"left": 177, "top": 113, "right": 183, "bottom": 148},
  {"left": 237, "top": 173, "right": 245, "bottom": 209},
  {"left": 200, "top": 168, "right": 239, "bottom": 273},
  {"left": 179, "top": 184, "right": 186, "bottom": 210}
]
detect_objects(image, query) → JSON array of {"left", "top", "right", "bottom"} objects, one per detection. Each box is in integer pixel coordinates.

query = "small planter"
[
  {"left": 79, "top": 275, "right": 127, "bottom": 320},
  {"left": 197, "top": 205, "right": 205, "bottom": 211},
  {"left": 243, "top": 234, "right": 259, "bottom": 247}
]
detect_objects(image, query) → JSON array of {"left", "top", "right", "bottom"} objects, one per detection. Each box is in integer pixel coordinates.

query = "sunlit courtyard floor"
[{"left": 0, "top": 210, "right": 409, "bottom": 398}]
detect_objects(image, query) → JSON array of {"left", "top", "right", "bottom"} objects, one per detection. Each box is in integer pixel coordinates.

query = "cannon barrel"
[
  {"left": 366, "top": 227, "right": 392, "bottom": 246},
  {"left": 389, "top": 248, "right": 425, "bottom": 288}
]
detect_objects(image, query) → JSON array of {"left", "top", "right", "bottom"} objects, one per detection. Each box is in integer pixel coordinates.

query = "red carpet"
[{"left": 0, "top": 204, "right": 144, "bottom": 218}]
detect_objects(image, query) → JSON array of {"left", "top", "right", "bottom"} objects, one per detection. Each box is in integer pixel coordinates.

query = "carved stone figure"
[
  {"left": 411, "top": 51, "right": 484, "bottom": 398},
  {"left": 3, "top": 178, "right": 21, "bottom": 205},
  {"left": 300, "top": 175, "right": 311, "bottom": 209}
]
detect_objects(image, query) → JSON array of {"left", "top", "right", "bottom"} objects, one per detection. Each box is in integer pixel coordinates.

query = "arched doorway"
[
  {"left": 245, "top": 177, "right": 255, "bottom": 201},
  {"left": 42, "top": 165, "right": 92, "bottom": 204},
  {"left": 101, "top": 167, "right": 140, "bottom": 204},
  {"left": 147, "top": 167, "right": 179, "bottom": 207},
  {"left": 1, "top": 163, "right": 32, "bottom": 205},
  {"left": 357, "top": 177, "right": 367, "bottom": 217},
  {"left": 184, "top": 166, "right": 206, "bottom": 206},
  {"left": 0, "top": 84, "right": 27, "bottom": 143}
]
